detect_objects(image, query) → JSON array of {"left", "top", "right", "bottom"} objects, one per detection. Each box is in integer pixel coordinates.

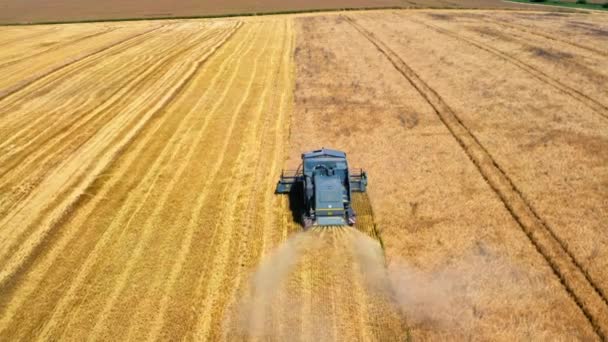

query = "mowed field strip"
[{"left": 1, "top": 8, "right": 607, "bottom": 341}]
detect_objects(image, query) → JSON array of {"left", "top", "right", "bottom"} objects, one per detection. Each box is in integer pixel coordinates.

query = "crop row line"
[
  {"left": 0, "top": 24, "right": 221, "bottom": 263},
  {"left": 0, "top": 25, "right": 163, "bottom": 102},
  {"left": 0, "top": 27, "right": 62, "bottom": 49},
  {"left": 0, "top": 25, "right": 220, "bottom": 220},
  {"left": 0, "top": 23, "right": 242, "bottom": 339},
  {"left": 344, "top": 15, "right": 608, "bottom": 339},
  {"left": 0, "top": 22, "right": 239, "bottom": 297},
  {"left": 0, "top": 27, "right": 117, "bottom": 70},
  {"left": 39, "top": 24, "right": 243, "bottom": 340}
]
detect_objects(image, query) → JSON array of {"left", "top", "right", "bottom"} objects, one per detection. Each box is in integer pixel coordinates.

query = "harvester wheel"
[
  {"left": 347, "top": 208, "right": 356, "bottom": 226},
  {"left": 302, "top": 214, "right": 314, "bottom": 230}
]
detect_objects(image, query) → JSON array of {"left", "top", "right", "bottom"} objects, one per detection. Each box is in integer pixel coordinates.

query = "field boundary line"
[
  {"left": 0, "top": 6, "right": 577, "bottom": 27},
  {"left": 409, "top": 17, "right": 608, "bottom": 120},
  {"left": 503, "top": 0, "right": 608, "bottom": 13},
  {"left": 344, "top": 15, "right": 608, "bottom": 339},
  {"left": 0, "top": 7, "right": 406, "bottom": 27},
  {"left": 0, "top": 25, "right": 164, "bottom": 102}
]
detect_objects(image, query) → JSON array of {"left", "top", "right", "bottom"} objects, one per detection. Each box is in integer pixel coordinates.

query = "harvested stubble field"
[{"left": 0, "top": 7, "right": 607, "bottom": 341}]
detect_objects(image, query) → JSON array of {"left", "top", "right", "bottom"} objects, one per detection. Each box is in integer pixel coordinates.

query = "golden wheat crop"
[{"left": 1, "top": 8, "right": 607, "bottom": 341}]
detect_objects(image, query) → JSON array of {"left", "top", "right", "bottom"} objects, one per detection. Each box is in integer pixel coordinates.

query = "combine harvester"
[{"left": 276, "top": 148, "right": 368, "bottom": 228}]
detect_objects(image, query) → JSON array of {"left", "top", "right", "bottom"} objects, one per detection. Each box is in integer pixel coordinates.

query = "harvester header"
[{"left": 275, "top": 148, "right": 367, "bottom": 228}]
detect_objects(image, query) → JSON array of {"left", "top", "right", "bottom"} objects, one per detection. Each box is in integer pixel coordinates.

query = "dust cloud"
[
  {"left": 224, "top": 231, "right": 324, "bottom": 339},
  {"left": 227, "top": 228, "right": 521, "bottom": 339},
  {"left": 350, "top": 230, "right": 523, "bottom": 332},
  {"left": 351, "top": 232, "right": 464, "bottom": 327}
]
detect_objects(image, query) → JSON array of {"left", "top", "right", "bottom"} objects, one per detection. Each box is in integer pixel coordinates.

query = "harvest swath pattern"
[
  {"left": 0, "top": 21, "right": 238, "bottom": 287},
  {"left": 0, "top": 19, "right": 295, "bottom": 340},
  {"left": 2, "top": 9, "right": 607, "bottom": 342},
  {"left": 0, "top": 15, "right": 407, "bottom": 341},
  {"left": 0, "top": 22, "right": 160, "bottom": 99}
]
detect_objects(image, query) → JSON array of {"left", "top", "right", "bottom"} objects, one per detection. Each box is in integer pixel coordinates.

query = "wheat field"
[{"left": 1, "top": 8, "right": 607, "bottom": 341}]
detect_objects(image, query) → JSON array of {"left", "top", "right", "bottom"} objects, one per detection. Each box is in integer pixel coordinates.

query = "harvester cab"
[{"left": 275, "top": 148, "right": 367, "bottom": 229}]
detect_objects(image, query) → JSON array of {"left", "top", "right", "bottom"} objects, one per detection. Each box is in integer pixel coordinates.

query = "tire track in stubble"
[
  {"left": 0, "top": 23, "right": 237, "bottom": 297},
  {"left": 0, "top": 25, "right": 164, "bottom": 102},
  {"left": 345, "top": 15, "right": 608, "bottom": 340},
  {"left": 0, "top": 25, "right": 223, "bottom": 219},
  {"left": 401, "top": 12, "right": 608, "bottom": 303},
  {"left": 0, "top": 24, "right": 240, "bottom": 340},
  {"left": 407, "top": 16, "right": 608, "bottom": 120},
  {"left": 468, "top": 17, "right": 608, "bottom": 84},
  {"left": 0, "top": 24, "right": 217, "bottom": 258}
]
